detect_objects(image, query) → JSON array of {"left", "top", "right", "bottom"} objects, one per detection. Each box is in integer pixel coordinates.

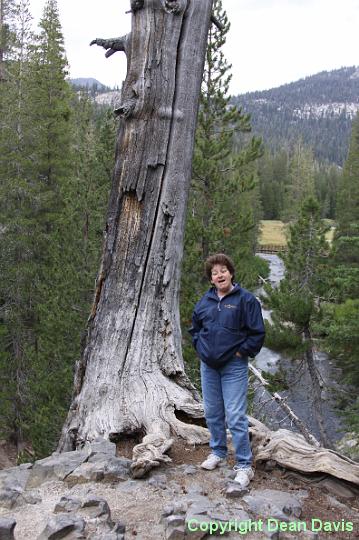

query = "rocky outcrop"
[{"left": 0, "top": 439, "right": 358, "bottom": 539}]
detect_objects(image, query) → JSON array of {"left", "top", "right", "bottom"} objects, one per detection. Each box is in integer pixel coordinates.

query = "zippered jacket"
[{"left": 189, "top": 284, "right": 265, "bottom": 368}]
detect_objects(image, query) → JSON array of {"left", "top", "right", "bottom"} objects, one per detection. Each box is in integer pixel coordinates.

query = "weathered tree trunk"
[
  {"left": 58, "top": 0, "right": 213, "bottom": 476},
  {"left": 303, "top": 327, "right": 333, "bottom": 449}
]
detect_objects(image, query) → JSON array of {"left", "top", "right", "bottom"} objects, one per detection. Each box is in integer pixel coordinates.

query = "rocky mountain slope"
[{"left": 233, "top": 66, "right": 359, "bottom": 165}]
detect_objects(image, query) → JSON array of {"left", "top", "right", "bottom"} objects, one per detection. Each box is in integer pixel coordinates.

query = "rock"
[
  {"left": 37, "top": 514, "right": 86, "bottom": 540},
  {"left": 91, "top": 534, "right": 125, "bottom": 540},
  {"left": 83, "top": 438, "right": 117, "bottom": 457},
  {"left": 207, "top": 506, "right": 231, "bottom": 522},
  {"left": 316, "top": 477, "right": 358, "bottom": 499},
  {"left": 263, "top": 524, "right": 280, "bottom": 540},
  {"left": 148, "top": 474, "right": 167, "bottom": 489},
  {"left": 225, "top": 481, "right": 248, "bottom": 498},
  {"left": 0, "top": 465, "right": 32, "bottom": 508},
  {"left": 162, "top": 501, "right": 188, "bottom": 517},
  {"left": 0, "top": 487, "right": 22, "bottom": 509},
  {"left": 0, "top": 464, "right": 32, "bottom": 489},
  {"left": 186, "top": 483, "right": 205, "bottom": 496},
  {"left": 65, "top": 456, "right": 131, "bottom": 486},
  {"left": 64, "top": 462, "right": 104, "bottom": 486},
  {"left": 0, "top": 517, "right": 16, "bottom": 540},
  {"left": 54, "top": 496, "right": 82, "bottom": 514},
  {"left": 325, "top": 494, "right": 353, "bottom": 512},
  {"left": 182, "top": 465, "right": 197, "bottom": 475},
  {"left": 81, "top": 496, "right": 111, "bottom": 520},
  {"left": 112, "top": 522, "right": 126, "bottom": 534},
  {"left": 163, "top": 515, "right": 185, "bottom": 528},
  {"left": 186, "top": 502, "right": 209, "bottom": 517},
  {"left": 165, "top": 526, "right": 186, "bottom": 540},
  {"left": 23, "top": 491, "right": 42, "bottom": 506},
  {"left": 26, "top": 450, "right": 89, "bottom": 489},
  {"left": 91, "top": 535, "right": 123, "bottom": 540},
  {"left": 184, "top": 514, "right": 211, "bottom": 539},
  {"left": 88, "top": 456, "right": 131, "bottom": 481},
  {"left": 243, "top": 489, "right": 303, "bottom": 520}
]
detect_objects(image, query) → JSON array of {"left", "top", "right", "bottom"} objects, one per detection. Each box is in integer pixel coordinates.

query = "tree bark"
[
  {"left": 303, "top": 327, "right": 333, "bottom": 449},
  {"left": 58, "top": 0, "right": 212, "bottom": 476},
  {"left": 250, "top": 416, "right": 359, "bottom": 486}
]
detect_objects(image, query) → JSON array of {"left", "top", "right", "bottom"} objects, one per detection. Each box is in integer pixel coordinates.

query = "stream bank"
[{"left": 253, "top": 254, "right": 346, "bottom": 447}]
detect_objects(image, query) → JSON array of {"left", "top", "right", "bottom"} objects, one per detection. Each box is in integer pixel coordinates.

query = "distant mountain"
[
  {"left": 234, "top": 66, "right": 359, "bottom": 165},
  {"left": 69, "top": 77, "right": 110, "bottom": 92}
]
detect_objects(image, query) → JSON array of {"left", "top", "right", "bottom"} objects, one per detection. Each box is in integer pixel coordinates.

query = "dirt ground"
[
  {"left": 1, "top": 438, "right": 359, "bottom": 539},
  {"left": 120, "top": 438, "right": 359, "bottom": 539}
]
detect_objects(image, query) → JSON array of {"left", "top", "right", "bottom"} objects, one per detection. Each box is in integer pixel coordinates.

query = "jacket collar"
[{"left": 205, "top": 282, "right": 241, "bottom": 301}]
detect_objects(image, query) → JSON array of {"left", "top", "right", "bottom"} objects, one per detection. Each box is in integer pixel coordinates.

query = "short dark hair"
[{"left": 204, "top": 253, "right": 235, "bottom": 282}]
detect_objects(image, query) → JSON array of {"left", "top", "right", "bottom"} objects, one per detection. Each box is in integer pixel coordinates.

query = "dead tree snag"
[{"left": 59, "top": 0, "right": 213, "bottom": 477}]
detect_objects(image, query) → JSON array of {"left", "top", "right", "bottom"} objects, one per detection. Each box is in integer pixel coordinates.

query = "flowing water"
[{"left": 252, "top": 253, "right": 345, "bottom": 444}]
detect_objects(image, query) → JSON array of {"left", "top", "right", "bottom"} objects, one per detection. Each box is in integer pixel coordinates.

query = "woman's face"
[{"left": 210, "top": 264, "right": 233, "bottom": 295}]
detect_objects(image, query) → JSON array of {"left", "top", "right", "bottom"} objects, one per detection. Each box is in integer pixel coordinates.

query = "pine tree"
[
  {"left": 258, "top": 149, "right": 288, "bottom": 219},
  {"left": 180, "top": 0, "right": 265, "bottom": 385},
  {"left": 0, "top": 0, "right": 38, "bottom": 450},
  {"left": 281, "top": 141, "right": 316, "bottom": 222},
  {"left": 321, "top": 113, "right": 359, "bottom": 434},
  {"left": 13, "top": 0, "right": 78, "bottom": 455},
  {"left": 264, "top": 197, "right": 332, "bottom": 446}
]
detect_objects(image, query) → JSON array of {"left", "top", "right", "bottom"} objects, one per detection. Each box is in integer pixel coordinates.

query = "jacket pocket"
[{"left": 219, "top": 306, "right": 241, "bottom": 331}]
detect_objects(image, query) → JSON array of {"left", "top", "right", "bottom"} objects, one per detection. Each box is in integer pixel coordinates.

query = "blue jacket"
[{"left": 189, "top": 284, "right": 265, "bottom": 368}]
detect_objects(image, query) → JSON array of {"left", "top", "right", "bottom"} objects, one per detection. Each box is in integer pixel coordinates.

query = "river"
[{"left": 253, "top": 253, "right": 345, "bottom": 445}]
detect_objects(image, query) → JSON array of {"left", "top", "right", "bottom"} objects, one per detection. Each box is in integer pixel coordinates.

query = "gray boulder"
[
  {"left": 66, "top": 456, "right": 131, "bottom": 486},
  {"left": 148, "top": 473, "right": 167, "bottom": 489},
  {"left": 0, "top": 464, "right": 32, "bottom": 509},
  {"left": 54, "top": 496, "right": 82, "bottom": 514},
  {"left": 165, "top": 526, "right": 186, "bottom": 540},
  {"left": 225, "top": 481, "right": 249, "bottom": 498},
  {"left": 37, "top": 514, "right": 86, "bottom": 539},
  {"left": 26, "top": 450, "right": 89, "bottom": 489},
  {"left": 243, "top": 489, "right": 303, "bottom": 520},
  {"left": 0, "top": 487, "right": 22, "bottom": 510},
  {"left": 0, "top": 517, "right": 16, "bottom": 540},
  {"left": 83, "top": 438, "right": 117, "bottom": 458},
  {"left": 81, "top": 496, "right": 112, "bottom": 520}
]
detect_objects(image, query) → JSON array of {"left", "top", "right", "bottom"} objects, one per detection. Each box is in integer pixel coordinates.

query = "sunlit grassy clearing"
[
  {"left": 259, "top": 221, "right": 287, "bottom": 246},
  {"left": 259, "top": 220, "right": 335, "bottom": 246}
]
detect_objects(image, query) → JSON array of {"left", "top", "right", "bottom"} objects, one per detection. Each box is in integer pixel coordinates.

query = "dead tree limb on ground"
[{"left": 249, "top": 416, "right": 359, "bottom": 486}]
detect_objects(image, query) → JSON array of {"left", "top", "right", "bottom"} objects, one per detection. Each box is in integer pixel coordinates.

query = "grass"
[
  {"left": 259, "top": 220, "right": 288, "bottom": 246},
  {"left": 259, "top": 219, "right": 336, "bottom": 247}
]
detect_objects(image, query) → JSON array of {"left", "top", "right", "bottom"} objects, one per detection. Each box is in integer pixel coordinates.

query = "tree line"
[
  {"left": 0, "top": 0, "right": 357, "bottom": 458},
  {"left": 235, "top": 66, "right": 359, "bottom": 165}
]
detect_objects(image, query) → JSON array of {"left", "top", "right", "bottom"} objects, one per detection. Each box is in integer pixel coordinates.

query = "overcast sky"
[{"left": 28, "top": 0, "right": 359, "bottom": 94}]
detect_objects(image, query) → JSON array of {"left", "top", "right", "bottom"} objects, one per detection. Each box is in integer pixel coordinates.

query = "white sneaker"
[
  {"left": 233, "top": 466, "right": 254, "bottom": 488},
  {"left": 200, "top": 454, "right": 225, "bottom": 470}
]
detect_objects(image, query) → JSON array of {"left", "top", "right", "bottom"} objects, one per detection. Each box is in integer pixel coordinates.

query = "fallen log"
[{"left": 249, "top": 416, "right": 359, "bottom": 486}]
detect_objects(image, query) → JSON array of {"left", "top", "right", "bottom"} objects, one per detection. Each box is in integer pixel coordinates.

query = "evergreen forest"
[{"left": 0, "top": 0, "right": 358, "bottom": 460}]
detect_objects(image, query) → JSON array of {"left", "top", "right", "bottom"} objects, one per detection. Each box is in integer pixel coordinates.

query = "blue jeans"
[{"left": 200, "top": 356, "right": 252, "bottom": 467}]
